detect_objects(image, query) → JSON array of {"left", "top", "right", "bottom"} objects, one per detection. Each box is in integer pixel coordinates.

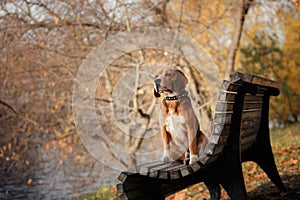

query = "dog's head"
[{"left": 154, "top": 67, "right": 188, "bottom": 98}]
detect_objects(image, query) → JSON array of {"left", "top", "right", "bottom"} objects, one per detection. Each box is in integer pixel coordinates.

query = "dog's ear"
[
  {"left": 154, "top": 88, "right": 161, "bottom": 98},
  {"left": 174, "top": 69, "right": 188, "bottom": 93}
]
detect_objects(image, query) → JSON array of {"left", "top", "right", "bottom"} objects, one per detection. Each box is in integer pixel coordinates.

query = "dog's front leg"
[
  {"left": 161, "top": 126, "right": 171, "bottom": 162},
  {"left": 187, "top": 122, "right": 199, "bottom": 165}
]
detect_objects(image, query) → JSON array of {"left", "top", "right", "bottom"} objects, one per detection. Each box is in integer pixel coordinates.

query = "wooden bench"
[{"left": 116, "top": 72, "right": 287, "bottom": 200}]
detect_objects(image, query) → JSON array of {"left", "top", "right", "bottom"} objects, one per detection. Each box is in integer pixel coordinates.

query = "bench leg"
[
  {"left": 252, "top": 144, "right": 287, "bottom": 192},
  {"left": 219, "top": 156, "right": 248, "bottom": 200},
  {"left": 205, "top": 182, "right": 221, "bottom": 200}
]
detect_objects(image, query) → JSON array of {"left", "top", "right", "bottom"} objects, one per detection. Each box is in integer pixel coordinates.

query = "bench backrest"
[{"left": 199, "top": 72, "right": 280, "bottom": 165}]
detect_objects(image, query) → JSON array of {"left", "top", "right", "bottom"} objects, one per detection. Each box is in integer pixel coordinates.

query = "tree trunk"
[{"left": 224, "top": 0, "right": 252, "bottom": 80}]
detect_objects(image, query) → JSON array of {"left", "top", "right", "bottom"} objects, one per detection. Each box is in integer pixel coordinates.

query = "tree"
[
  {"left": 224, "top": 0, "right": 253, "bottom": 80},
  {"left": 239, "top": 4, "right": 300, "bottom": 125}
]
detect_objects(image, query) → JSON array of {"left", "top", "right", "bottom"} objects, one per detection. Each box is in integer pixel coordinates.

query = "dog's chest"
[{"left": 165, "top": 110, "right": 188, "bottom": 146}]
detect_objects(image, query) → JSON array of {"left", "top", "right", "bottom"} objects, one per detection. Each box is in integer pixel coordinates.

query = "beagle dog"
[{"left": 154, "top": 67, "right": 208, "bottom": 165}]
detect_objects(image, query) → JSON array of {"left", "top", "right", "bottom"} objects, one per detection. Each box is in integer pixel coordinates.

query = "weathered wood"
[
  {"left": 215, "top": 101, "right": 234, "bottom": 112},
  {"left": 139, "top": 161, "right": 166, "bottom": 175},
  {"left": 199, "top": 153, "right": 220, "bottom": 165},
  {"left": 205, "top": 143, "right": 225, "bottom": 156},
  {"left": 242, "top": 109, "right": 262, "bottom": 119},
  {"left": 218, "top": 91, "right": 236, "bottom": 101},
  {"left": 148, "top": 162, "right": 175, "bottom": 179},
  {"left": 210, "top": 133, "right": 229, "bottom": 145},
  {"left": 243, "top": 102, "right": 262, "bottom": 110},
  {"left": 244, "top": 93, "right": 263, "bottom": 101},
  {"left": 213, "top": 112, "right": 232, "bottom": 124},
  {"left": 117, "top": 72, "right": 286, "bottom": 200},
  {"left": 230, "top": 71, "right": 280, "bottom": 89},
  {"left": 220, "top": 80, "right": 240, "bottom": 92}
]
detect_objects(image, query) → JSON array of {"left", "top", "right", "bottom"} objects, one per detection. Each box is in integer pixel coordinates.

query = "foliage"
[
  {"left": 239, "top": 7, "right": 300, "bottom": 125},
  {"left": 76, "top": 186, "right": 118, "bottom": 200}
]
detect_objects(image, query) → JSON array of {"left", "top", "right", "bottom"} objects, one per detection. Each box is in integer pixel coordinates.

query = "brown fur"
[{"left": 154, "top": 67, "right": 208, "bottom": 164}]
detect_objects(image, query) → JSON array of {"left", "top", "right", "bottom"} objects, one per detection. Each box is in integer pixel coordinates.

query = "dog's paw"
[
  {"left": 161, "top": 156, "right": 170, "bottom": 162},
  {"left": 189, "top": 154, "right": 198, "bottom": 165},
  {"left": 162, "top": 149, "right": 171, "bottom": 162}
]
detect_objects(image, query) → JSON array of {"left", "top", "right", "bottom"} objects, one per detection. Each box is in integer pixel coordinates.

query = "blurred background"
[{"left": 0, "top": 0, "right": 299, "bottom": 199}]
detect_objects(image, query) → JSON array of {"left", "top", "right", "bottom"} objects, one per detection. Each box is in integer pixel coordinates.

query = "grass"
[
  {"left": 75, "top": 186, "right": 118, "bottom": 200},
  {"left": 80, "top": 123, "right": 300, "bottom": 200}
]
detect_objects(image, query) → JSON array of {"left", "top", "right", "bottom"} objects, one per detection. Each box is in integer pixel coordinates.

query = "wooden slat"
[
  {"left": 220, "top": 80, "right": 241, "bottom": 92},
  {"left": 241, "top": 133, "right": 257, "bottom": 145},
  {"left": 158, "top": 161, "right": 185, "bottom": 180},
  {"left": 128, "top": 166, "right": 139, "bottom": 173},
  {"left": 148, "top": 162, "right": 175, "bottom": 179},
  {"left": 230, "top": 71, "right": 280, "bottom": 89},
  {"left": 241, "top": 119, "right": 260, "bottom": 137},
  {"left": 241, "top": 117, "right": 260, "bottom": 126},
  {"left": 118, "top": 172, "right": 132, "bottom": 183},
  {"left": 214, "top": 112, "right": 232, "bottom": 124},
  {"left": 244, "top": 93, "right": 263, "bottom": 101},
  {"left": 212, "top": 122, "right": 230, "bottom": 135},
  {"left": 139, "top": 161, "right": 168, "bottom": 175},
  {"left": 169, "top": 168, "right": 182, "bottom": 180},
  {"left": 199, "top": 153, "right": 220, "bottom": 165},
  {"left": 178, "top": 165, "right": 193, "bottom": 177},
  {"left": 219, "top": 91, "right": 236, "bottom": 101},
  {"left": 210, "top": 133, "right": 229, "bottom": 145},
  {"left": 243, "top": 102, "right": 262, "bottom": 110},
  {"left": 117, "top": 183, "right": 124, "bottom": 193},
  {"left": 242, "top": 109, "right": 262, "bottom": 120},
  {"left": 210, "top": 122, "right": 231, "bottom": 145},
  {"left": 241, "top": 126, "right": 259, "bottom": 138},
  {"left": 249, "top": 74, "right": 280, "bottom": 89},
  {"left": 241, "top": 134, "right": 258, "bottom": 151},
  {"left": 189, "top": 161, "right": 203, "bottom": 172},
  {"left": 215, "top": 102, "right": 234, "bottom": 112},
  {"left": 205, "top": 143, "right": 224, "bottom": 156}
]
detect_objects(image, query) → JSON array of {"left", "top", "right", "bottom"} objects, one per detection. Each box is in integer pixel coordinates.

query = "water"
[{"left": 0, "top": 137, "right": 120, "bottom": 199}]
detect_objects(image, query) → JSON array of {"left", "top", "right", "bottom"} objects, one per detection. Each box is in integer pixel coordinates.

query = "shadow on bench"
[{"left": 116, "top": 72, "right": 287, "bottom": 200}]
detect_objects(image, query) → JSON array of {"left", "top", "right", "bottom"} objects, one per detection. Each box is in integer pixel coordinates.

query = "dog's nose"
[{"left": 155, "top": 78, "right": 161, "bottom": 84}]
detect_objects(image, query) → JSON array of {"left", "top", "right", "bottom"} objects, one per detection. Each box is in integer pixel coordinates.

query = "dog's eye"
[{"left": 165, "top": 73, "right": 172, "bottom": 77}]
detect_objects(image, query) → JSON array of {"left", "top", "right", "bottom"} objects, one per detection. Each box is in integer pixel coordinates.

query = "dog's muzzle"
[
  {"left": 154, "top": 78, "right": 161, "bottom": 93},
  {"left": 154, "top": 78, "right": 161, "bottom": 98}
]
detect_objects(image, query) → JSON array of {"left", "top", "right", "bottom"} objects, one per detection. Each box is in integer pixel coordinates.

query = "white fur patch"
[
  {"left": 165, "top": 112, "right": 188, "bottom": 148},
  {"left": 162, "top": 149, "right": 171, "bottom": 162},
  {"left": 189, "top": 154, "right": 199, "bottom": 164}
]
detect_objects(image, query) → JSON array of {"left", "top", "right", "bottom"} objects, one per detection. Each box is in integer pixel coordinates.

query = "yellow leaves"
[
  {"left": 45, "top": 140, "right": 57, "bottom": 151},
  {"left": 291, "top": 0, "right": 300, "bottom": 8},
  {"left": 172, "top": 191, "right": 187, "bottom": 200},
  {"left": 284, "top": 158, "right": 298, "bottom": 166},
  {"left": 27, "top": 178, "right": 32, "bottom": 185},
  {"left": 25, "top": 160, "right": 30, "bottom": 165},
  {"left": 54, "top": 17, "right": 59, "bottom": 25},
  {"left": 168, "top": 189, "right": 189, "bottom": 200},
  {"left": 43, "top": 70, "right": 48, "bottom": 77},
  {"left": 74, "top": 155, "right": 86, "bottom": 163}
]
